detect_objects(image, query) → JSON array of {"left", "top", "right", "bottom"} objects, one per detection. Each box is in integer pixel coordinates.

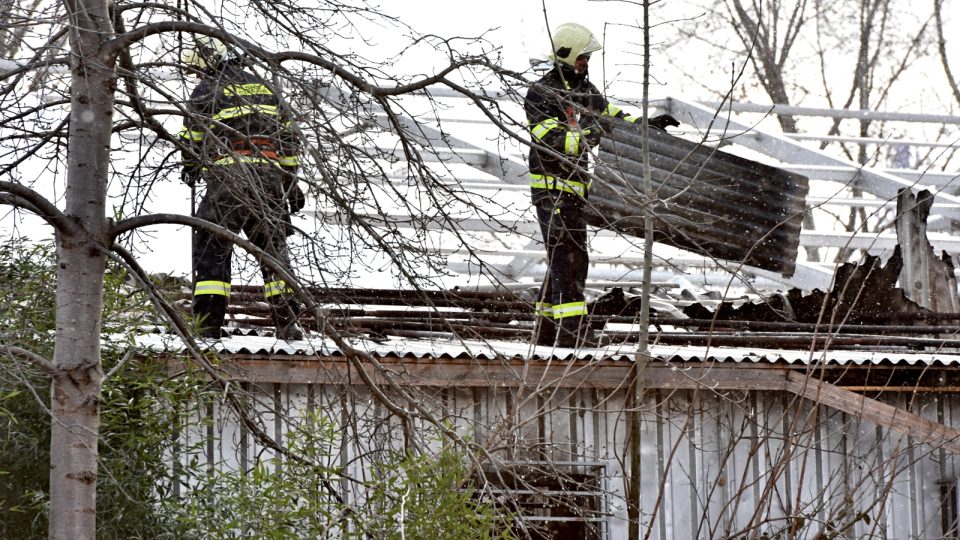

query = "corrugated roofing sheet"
[
  {"left": 589, "top": 122, "right": 809, "bottom": 276},
  {"left": 123, "top": 329, "right": 960, "bottom": 367}
]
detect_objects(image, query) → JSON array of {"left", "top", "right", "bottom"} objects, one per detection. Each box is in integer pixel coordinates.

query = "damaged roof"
[
  {"left": 135, "top": 96, "right": 960, "bottom": 371},
  {"left": 140, "top": 245, "right": 960, "bottom": 368}
]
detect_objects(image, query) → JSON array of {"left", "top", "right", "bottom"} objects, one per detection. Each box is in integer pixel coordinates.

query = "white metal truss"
[
  {"left": 664, "top": 97, "right": 960, "bottom": 226},
  {"left": 308, "top": 86, "right": 960, "bottom": 294}
]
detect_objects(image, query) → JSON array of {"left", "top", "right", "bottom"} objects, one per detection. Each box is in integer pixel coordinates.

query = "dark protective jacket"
[
  {"left": 523, "top": 64, "right": 639, "bottom": 326},
  {"left": 524, "top": 64, "right": 636, "bottom": 204},
  {"left": 179, "top": 61, "right": 300, "bottom": 179},
  {"left": 178, "top": 60, "right": 304, "bottom": 335}
]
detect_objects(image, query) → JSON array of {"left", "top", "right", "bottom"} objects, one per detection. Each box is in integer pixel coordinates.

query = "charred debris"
[
  {"left": 158, "top": 186, "right": 959, "bottom": 354},
  {"left": 167, "top": 241, "right": 959, "bottom": 353}
]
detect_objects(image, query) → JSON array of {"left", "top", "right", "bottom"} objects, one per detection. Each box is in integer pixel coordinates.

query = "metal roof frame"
[{"left": 306, "top": 85, "right": 960, "bottom": 294}]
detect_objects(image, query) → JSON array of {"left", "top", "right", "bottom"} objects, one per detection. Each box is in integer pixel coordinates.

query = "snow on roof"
[{"left": 123, "top": 328, "right": 960, "bottom": 368}]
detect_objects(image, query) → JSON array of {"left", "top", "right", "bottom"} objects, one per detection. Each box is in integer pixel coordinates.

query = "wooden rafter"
[{"left": 162, "top": 353, "right": 960, "bottom": 453}]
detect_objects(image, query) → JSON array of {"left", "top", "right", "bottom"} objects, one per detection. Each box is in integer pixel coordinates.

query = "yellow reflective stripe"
[
  {"left": 529, "top": 174, "right": 588, "bottom": 196},
  {"left": 553, "top": 301, "right": 587, "bottom": 318},
  {"left": 606, "top": 104, "right": 641, "bottom": 122},
  {"left": 535, "top": 302, "right": 554, "bottom": 317},
  {"left": 195, "top": 280, "right": 230, "bottom": 297},
  {"left": 277, "top": 155, "right": 300, "bottom": 166},
  {"left": 212, "top": 104, "right": 280, "bottom": 122},
  {"left": 179, "top": 127, "right": 204, "bottom": 142},
  {"left": 531, "top": 117, "right": 560, "bottom": 140},
  {"left": 213, "top": 156, "right": 278, "bottom": 166},
  {"left": 264, "top": 280, "right": 293, "bottom": 299},
  {"left": 564, "top": 131, "right": 580, "bottom": 154},
  {"left": 224, "top": 83, "right": 273, "bottom": 97}
]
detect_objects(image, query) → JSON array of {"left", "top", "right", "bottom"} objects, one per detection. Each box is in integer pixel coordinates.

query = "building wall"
[{"left": 176, "top": 381, "right": 960, "bottom": 539}]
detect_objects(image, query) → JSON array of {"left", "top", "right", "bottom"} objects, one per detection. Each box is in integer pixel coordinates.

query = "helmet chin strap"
[{"left": 558, "top": 62, "right": 587, "bottom": 83}]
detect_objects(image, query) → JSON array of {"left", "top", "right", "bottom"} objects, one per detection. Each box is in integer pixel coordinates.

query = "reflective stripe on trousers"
[
  {"left": 264, "top": 280, "right": 293, "bottom": 299},
  {"left": 553, "top": 301, "right": 587, "bottom": 319},
  {"left": 195, "top": 280, "right": 231, "bottom": 296}
]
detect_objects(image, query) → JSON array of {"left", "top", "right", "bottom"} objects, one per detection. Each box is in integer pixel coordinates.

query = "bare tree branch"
[
  {"left": 0, "top": 180, "right": 77, "bottom": 235},
  {"left": 934, "top": 0, "right": 960, "bottom": 104},
  {"left": 0, "top": 344, "right": 57, "bottom": 374}
]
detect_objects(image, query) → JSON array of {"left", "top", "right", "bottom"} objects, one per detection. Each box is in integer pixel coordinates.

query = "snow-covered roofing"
[{"left": 125, "top": 328, "right": 960, "bottom": 368}]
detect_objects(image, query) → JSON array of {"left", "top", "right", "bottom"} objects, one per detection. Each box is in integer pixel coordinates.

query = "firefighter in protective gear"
[
  {"left": 525, "top": 23, "right": 678, "bottom": 348},
  {"left": 181, "top": 35, "right": 227, "bottom": 72},
  {"left": 179, "top": 37, "right": 306, "bottom": 340}
]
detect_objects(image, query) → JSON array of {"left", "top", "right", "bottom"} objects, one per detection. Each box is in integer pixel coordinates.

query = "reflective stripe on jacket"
[
  {"left": 523, "top": 65, "right": 633, "bottom": 203},
  {"left": 180, "top": 63, "right": 300, "bottom": 170}
]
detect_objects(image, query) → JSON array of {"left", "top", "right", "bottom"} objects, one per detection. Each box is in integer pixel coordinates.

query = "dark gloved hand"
[
  {"left": 581, "top": 117, "right": 603, "bottom": 147},
  {"left": 650, "top": 114, "right": 680, "bottom": 131},
  {"left": 288, "top": 184, "right": 306, "bottom": 214},
  {"left": 583, "top": 127, "right": 602, "bottom": 147},
  {"left": 181, "top": 166, "right": 201, "bottom": 187}
]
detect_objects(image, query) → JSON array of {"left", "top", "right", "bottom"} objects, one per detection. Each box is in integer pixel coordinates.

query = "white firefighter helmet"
[
  {"left": 182, "top": 36, "right": 227, "bottom": 70},
  {"left": 548, "top": 23, "right": 602, "bottom": 67}
]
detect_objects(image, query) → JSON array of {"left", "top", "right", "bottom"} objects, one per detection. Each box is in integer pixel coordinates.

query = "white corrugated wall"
[{"left": 174, "top": 382, "right": 960, "bottom": 539}]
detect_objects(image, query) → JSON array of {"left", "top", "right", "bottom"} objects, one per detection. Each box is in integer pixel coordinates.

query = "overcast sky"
[
  {"left": 363, "top": 0, "right": 692, "bottom": 99},
  {"left": 11, "top": 0, "right": 960, "bottom": 284},
  {"left": 7, "top": 0, "right": 695, "bottom": 283}
]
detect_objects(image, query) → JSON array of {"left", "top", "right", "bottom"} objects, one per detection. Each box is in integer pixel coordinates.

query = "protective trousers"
[
  {"left": 192, "top": 163, "right": 301, "bottom": 335},
  {"left": 534, "top": 192, "right": 589, "bottom": 344}
]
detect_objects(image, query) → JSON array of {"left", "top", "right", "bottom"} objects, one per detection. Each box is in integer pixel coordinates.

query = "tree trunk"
[{"left": 49, "top": 0, "right": 115, "bottom": 537}]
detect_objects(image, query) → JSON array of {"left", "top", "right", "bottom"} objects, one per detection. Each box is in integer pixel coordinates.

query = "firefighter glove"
[
  {"left": 650, "top": 114, "right": 680, "bottom": 131},
  {"left": 288, "top": 184, "right": 306, "bottom": 214},
  {"left": 583, "top": 126, "right": 602, "bottom": 147},
  {"left": 182, "top": 166, "right": 201, "bottom": 187}
]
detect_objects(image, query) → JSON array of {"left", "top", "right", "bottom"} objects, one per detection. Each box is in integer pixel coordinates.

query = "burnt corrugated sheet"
[
  {"left": 896, "top": 188, "right": 960, "bottom": 312},
  {"left": 587, "top": 121, "right": 809, "bottom": 276},
  {"left": 169, "top": 284, "right": 960, "bottom": 351}
]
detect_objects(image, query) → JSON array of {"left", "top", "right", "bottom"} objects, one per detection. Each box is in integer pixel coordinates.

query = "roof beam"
[
  {"left": 196, "top": 355, "right": 960, "bottom": 454},
  {"left": 665, "top": 97, "right": 960, "bottom": 226},
  {"left": 699, "top": 99, "right": 960, "bottom": 125},
  {"left": 785, "top": 371, "right": 960, "bottom": 454},
  {"left": 372, "top": 113, "right": 529, "bottom": 183},
  {"left": 308, "top": 209, "right": 960, "bottom": 255}
]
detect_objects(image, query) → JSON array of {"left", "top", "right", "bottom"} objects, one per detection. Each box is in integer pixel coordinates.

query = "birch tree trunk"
[{"left": 49, "top": 0, "right": 115, "bottom": 537}]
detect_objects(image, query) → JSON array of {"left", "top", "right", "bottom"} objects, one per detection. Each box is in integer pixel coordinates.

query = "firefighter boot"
[
  {"left": 555, "top": 316, "right": 581, "bottom": 348},
  {"left": 272, "top": 301, "right": 305, "bottom": 341},
  {"left": 580, "top": 316, "right": 611, "bottom": 348},
  {"left": 533, "top": 315, "right": 559, "bottom": 346},
  {"left": 193, "top": 294, "right": 227, "bottom": 339},
  {"left": 557, "top": 315, "right": 610, "bottom": 349}
]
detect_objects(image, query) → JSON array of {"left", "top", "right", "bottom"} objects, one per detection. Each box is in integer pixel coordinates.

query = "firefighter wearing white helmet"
[
  {"left": 178, "top": 35, "right": 306, "bottom": 341},
  {"left": 548, "top": 22, "right": 602, "bottom": 70},
  {"left": 524, "top": 23, "right": 679, "bottom": 349},
  {"left": 181, "top": 36, "right": 228, "bottom": 71}
]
